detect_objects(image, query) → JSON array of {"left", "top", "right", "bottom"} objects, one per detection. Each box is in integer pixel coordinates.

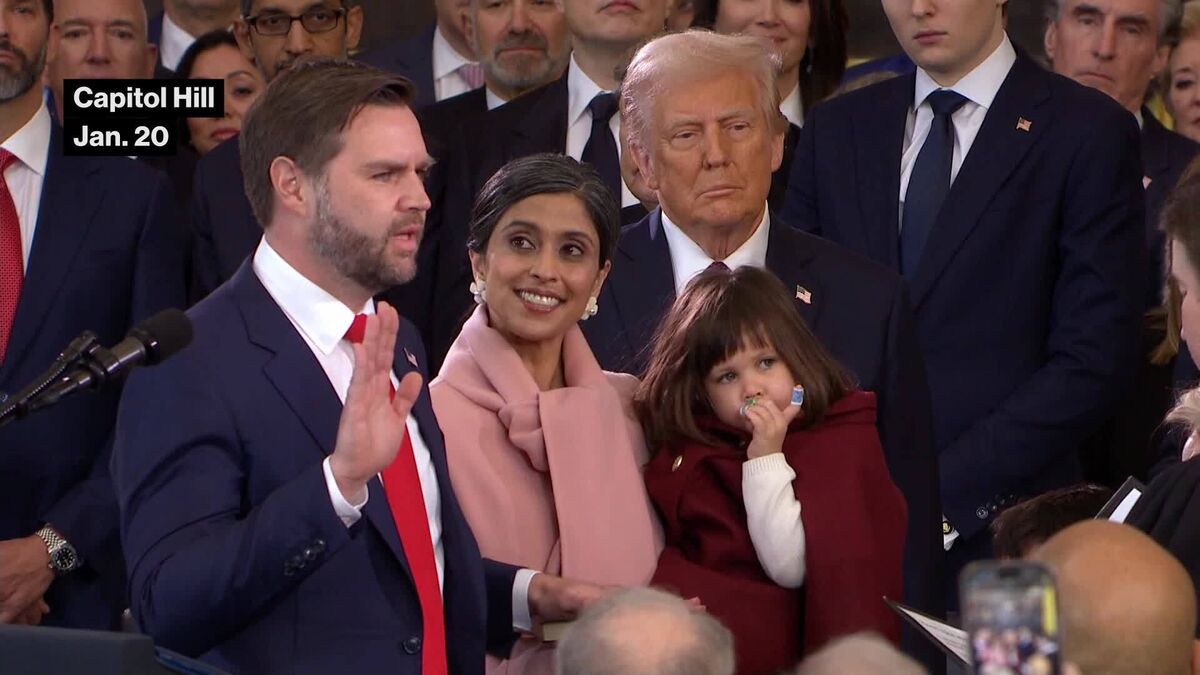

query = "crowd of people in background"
[{"left": 7, "top": 0, "right": 1200, "bottom": 672}]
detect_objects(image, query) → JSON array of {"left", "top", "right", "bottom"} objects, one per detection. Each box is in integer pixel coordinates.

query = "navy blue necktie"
[
  {"left": 900, "top": 90, "right": 968, "bottom": 278},
  {"left": 581, "top": 92, "right": 622, "bottom": 201}
]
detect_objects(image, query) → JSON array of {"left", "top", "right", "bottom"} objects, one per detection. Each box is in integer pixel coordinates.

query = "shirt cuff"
[
  {"left": 943, "top": 515, "right": 960, "bottom": 551},
  {"left": 742, "top": 452, "right": 796, "bottom": 479},
  {"left": 512, "top": 568, "right": 538, "bottom": 632},
  {"left": 322, "top": 456, "right": 367, "bottom": 527}
]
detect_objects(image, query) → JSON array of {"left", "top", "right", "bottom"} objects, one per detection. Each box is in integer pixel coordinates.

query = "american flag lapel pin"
[
  {"left": 795, "top": 285, "right": 812, "bottom": 304},
  {"left": 1016, "top": 117, "right": 1032, "bottom": 132},
  {"left": 405, "top": 349, "right": 418, "bottom": 368}
]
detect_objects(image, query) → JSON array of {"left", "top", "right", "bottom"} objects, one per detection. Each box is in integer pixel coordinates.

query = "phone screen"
[{"left": 962, "top": 563, "right": 1061, "bottom": 675}]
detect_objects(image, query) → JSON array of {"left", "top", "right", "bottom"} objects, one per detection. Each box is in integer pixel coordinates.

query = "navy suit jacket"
[
  {"left": 188, "top": 137, "right": 257, "bottom": 302},
  {"left": 782, "top": 51, "right": 1146, "bottom": 543},
  {"left": 582, "top": 208, "right": 943, "bottom": 624},
  {"left": 359, "top": 25, "right": 437, "bottom": 109},
  {"left": 1143, "top": 111, "right": 1199, "bottom": 305},
  {"left": 113, "top": 262, "right": 518, "bottom": 674},
  {"left": 0, "top": 127, "right": 185, "bottom": 629}
]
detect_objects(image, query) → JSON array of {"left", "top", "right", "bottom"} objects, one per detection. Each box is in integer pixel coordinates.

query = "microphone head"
[{"left": 128, "top": 308, "right": 193, "bottom": 365}]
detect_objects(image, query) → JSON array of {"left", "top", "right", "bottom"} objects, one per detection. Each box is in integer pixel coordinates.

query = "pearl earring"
[
  {"left": 580, "top": 296, "right": 599, "bottom": 321},
  {"left": 469, "top": 278, "right": 487, "bottom": 305}
]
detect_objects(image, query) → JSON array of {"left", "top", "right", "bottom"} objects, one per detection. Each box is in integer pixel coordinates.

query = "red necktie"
[
  {"left": 344, "top": 314, "right": 447, "bottom": 674},
  {"left": 0, "top": 149, "right": 21, "bottom": 364}
]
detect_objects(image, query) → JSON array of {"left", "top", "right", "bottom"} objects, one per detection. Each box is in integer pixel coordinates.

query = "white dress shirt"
[
  {"left": 780, "top": 83, "right": 804, "bottom": 129},
  {"left": 660, "top": 206, "right": 771, "bottom": 294},
  {"left": 4, "top": 103, "right": 50, "bottom": 268},
  {"left": 159, "top": 12, "right": 196, "bottom": 72},
  {"left": 565, "top": 56, "right": 637, "bottom": 208},
  {"left": 485, "top": 87, "right": 506, "bottom": 111},
  {"left": 898, "top": 35, "right": 1016, "bottom": 227},
  {"left": 252, "top": 239, "right": 536, "bottom": 628},
  {"left": 432, "top": 27, "right": 480, "bottom": 102}
]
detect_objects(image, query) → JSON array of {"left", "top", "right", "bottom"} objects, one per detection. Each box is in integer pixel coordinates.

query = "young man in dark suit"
[
  {"left": 114, "top": 59, "right": 600, "bottom": 675},
  {"left": 189, "top": 0, "right": 363, "bottom": 302},
  {"left": 582, "top": 31, "right": 944, "bottom": 668},
  {"left": 0, "top": 0, "right": 185, "bottom": 630},
  {"left": 783, "top": 0, "right": 1146, "bottom": 604}
]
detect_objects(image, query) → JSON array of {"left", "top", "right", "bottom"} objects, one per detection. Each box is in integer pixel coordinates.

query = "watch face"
[{"left": 51, "top": 547, "right": 78, "bottom": 572}]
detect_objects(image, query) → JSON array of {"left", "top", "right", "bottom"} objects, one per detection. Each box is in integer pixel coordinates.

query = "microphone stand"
[{"left": 0, "top": 332, "right": 102, "bottom": 428}]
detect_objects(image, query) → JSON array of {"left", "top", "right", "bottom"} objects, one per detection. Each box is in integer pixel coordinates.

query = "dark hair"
[
  {"left": 634, "top": 265, "right": 853, "bottom": 450},
  {"left": 175, "top": 30, "right": 240, "bottom": 149},
  {"left": 43, "top": 0, "right": 51, "bottom": 22},
  {"left": 690, "top": 0, "right": 847, "bottom": 110},
  {"left": 241, "top": 0, "right": 352, "bottom": 17},
  {"left": 467, "top": 153, "right": 620, "bottom": 267},
  {"left": 991, "top": 484, "right": 1114, "bottom": 559},
  {"left": 1163, "top": 170, "right": 1200, "bottom": 286},
  {"left": 239, "top": 57, "right": 415, "bottom": 226}
]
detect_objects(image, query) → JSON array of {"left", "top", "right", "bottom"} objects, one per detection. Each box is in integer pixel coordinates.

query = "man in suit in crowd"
[
  {"left": 783, "top": 0, "right": 1146, "bottom": 604},
  {"left": 358, "top": 0, "right": 480, "bottom": 108},
  {"left": 114, "top": 59, "right": 599, "bottom": 674},
  {"left": 44, "top": 0, "right": 157, "bottom": 121},
  {"left": 0, "top": 0, "right": 185, "bottom": 630},
  {"left": 189, "top": 0, "right": 363, "bottom": 301},
  {"left": 422, "top": 0, "right": 669, "bottom": 370},
  {"left": 148, "top": 0, "right": 238, "bottom": 76},
  {"left": 584, "top": 30, "right": 943, "bottom": 667},
  {"left": 386, "top": 0, "right": 572, "bottom": 354},
  {"left": 1044, "top": 0, "right": 1198, "bottom": 484}
]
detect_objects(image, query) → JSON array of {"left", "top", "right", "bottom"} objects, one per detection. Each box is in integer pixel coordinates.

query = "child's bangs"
[{"left": 688, "top": 299, "right": 775, "bottom": 374}]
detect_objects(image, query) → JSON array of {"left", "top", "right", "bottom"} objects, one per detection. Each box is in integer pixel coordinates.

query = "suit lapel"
[
  {"left": 852, "top": 75, "right": 910, "bottom": 267},
  {"left": 1141, "top": 112, "right": 1170, "bottom": 183},
  {"left": 233, "top": 264, "right": 414, "bottom": 576},
  {"left": 907, "top": 54, "right": 1049, "bottom": 308},
  {"left": 509, "top": 74, "right": 569, "bottom": 157},
  {"left": 608, "top": 210, "right": 677, "bottom": 370},
  {"left": 0, "top": 128, "right": 102, "bottom": 384},
  {"left": 765, "top": 214, "right": 823, "bottom": 329}
]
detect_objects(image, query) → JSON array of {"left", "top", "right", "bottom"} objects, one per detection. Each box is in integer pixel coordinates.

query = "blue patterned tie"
[
  {"left": 582, "top": 92, "right": 622, "bottom": 201},
  {"left": 900, "top": 90, "right": 968, "bottom": 278}
]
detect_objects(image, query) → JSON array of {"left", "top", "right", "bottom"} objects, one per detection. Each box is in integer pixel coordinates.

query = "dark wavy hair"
[
  {"left": 634, "top": 265, "right": 853, "bottom": 450},
  {"left": 175, "top": 30, "right": 240, "bottom": 150},
  {"left": 690, "top": 0, "right": 847, "bottom": 112},
  {"left": 467, "top": 153, "right": 620, "bottom": 267}
]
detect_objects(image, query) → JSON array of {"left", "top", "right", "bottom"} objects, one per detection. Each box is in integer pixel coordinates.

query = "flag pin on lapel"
[
  {"left": 405, "top": 349, "right": 418, "bottom": 368},
  {"left": 1016, "top": 117, "right": 1032, "bottom": 132},
  {"left": 795, "top": 285, "right": 812, "bottom": 304}
]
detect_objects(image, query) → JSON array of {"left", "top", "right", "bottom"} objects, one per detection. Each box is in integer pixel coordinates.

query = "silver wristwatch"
[{"left": 35, "top": 525, "right": 82, "bottom": 575}]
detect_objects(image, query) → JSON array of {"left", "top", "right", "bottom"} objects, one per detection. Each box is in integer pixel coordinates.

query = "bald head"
[
  {"left": 1032, "top": 521, "right": 1196, "bottom": 675},
  {"left": 795, "top": 633, "right": 925, "bottom": 675},
  {"left": 555, "top": 588, "right": 734, "bottom": 675}
]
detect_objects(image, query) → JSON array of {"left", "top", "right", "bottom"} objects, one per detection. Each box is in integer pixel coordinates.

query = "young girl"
[{"left": 634, "top": 266, "right": 907, "bottom": 674}]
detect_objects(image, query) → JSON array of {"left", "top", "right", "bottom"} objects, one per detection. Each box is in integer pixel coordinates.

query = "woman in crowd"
[
  {"left": 689, "top": 0, "right": 845, "bottom": 207},
  {"left": 691, "top": 0, "right": 847, "bottom": 127},
  {"left": 430, "top": 154, "right": 663, "bottom": 673},
  {"left": 1167, "top": 1, "right": 1200, "bottom": 143},
  {"left": 176, "top": 30, "right": 266, "bottom": 157},
  {"left": 634, "top": 266, "right": 905, "bottom": 674}
]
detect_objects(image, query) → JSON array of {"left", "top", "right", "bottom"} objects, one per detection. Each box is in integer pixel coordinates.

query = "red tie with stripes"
[
  {"left": 344, "top": 314, "right": 447, "bottom": 674},
  {"left": 0, "top": 149, "right": 21, "bottom": 364}
]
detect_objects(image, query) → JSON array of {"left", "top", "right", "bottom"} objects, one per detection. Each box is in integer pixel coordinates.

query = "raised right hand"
[{"left": 328, "top": 303, "right": 423, "bottom": 503}]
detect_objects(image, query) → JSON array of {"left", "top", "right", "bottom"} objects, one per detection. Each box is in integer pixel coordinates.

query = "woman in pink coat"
[{"left": 431, "top": 155, "right": 663, "bottom": 673}]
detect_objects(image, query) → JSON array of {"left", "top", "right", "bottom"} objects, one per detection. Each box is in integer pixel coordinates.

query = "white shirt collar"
[
  {"left": 3, "top": 103, "right": 51, "bottom": 178},
  {"left": 659, "top": 206, "right": 771, "bottom": 293},
  {"left": 567, "top": 54, "right": 608, "bottom": 130},
  {"left": 780, "top": 83, "right": 804, "bottom": 128},
  {"left": 252, "top": 238, "right": 374, "bottom": 356},
  {"left": 914, "top": 33, "right": 1015, "bottom": 111},
  {"left": 485, "top": 87, "right": 506, "bottom": 110},
  {"left": 432, "top": 25, "right": 474, "bottom": 81},
  {"left": 1134, "top": 109, "right": 1144, "bottom": 129},
  {"left": 159, "top": 11, "right": 197, "bottom": 72}
]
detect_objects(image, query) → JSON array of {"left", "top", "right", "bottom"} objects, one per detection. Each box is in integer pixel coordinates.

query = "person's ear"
[
  {"left": 269, "top": 157, "right": 310, "bottom": 219},
  {"left": 1044, "top": 21, "right": 1058, "bottom": 65},
  {"left": 1190, "top": 639, "right": 1200, "bottom": 674},
  {"left": 345, "top": 5, "right": 365, "bottom": 53},
  {"left": 591, "top": 259, "right": 612, "bottom": 298},
  {"left": 468, "top": 249, "right": 486, "bottom": 282}
]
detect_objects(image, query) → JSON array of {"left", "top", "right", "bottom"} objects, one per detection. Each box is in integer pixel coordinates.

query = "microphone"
[{"left": 28, "top": 309, "right": 194, "bottom": 411}]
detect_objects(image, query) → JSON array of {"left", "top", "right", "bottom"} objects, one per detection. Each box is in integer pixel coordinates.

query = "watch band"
[{"left": 35, "top": 525, "right": 81, "bottom": 575}]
